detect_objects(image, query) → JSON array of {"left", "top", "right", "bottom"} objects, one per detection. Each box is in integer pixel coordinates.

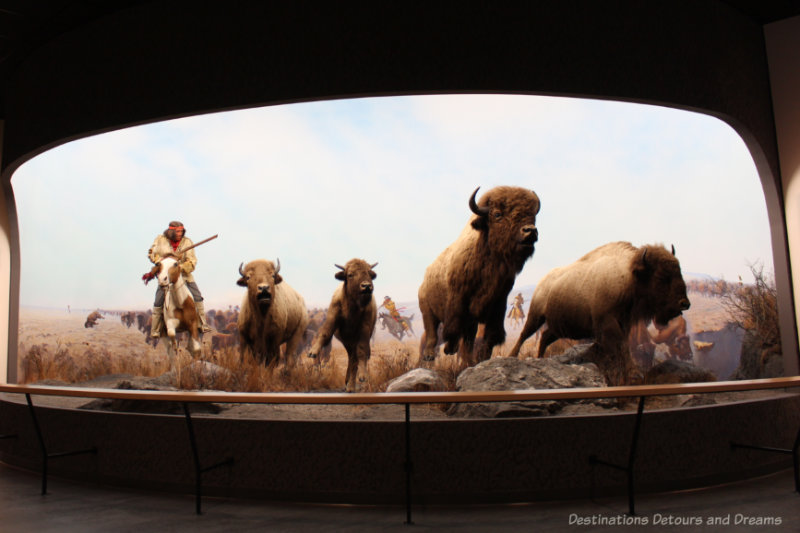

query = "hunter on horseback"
[
  {"left": 379, "top": 295, "right": 411, "bottom": 335},
  {"left": 147, "top": 220, "right": 212, "bottom": 338}
]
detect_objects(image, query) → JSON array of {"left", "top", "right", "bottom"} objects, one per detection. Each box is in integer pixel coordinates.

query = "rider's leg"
[
  {"left": 186, "top": 282, "right": 212, "bottom": 332},
  {"left": 151, "top": 287, "right": 165, "bottom": 338}
]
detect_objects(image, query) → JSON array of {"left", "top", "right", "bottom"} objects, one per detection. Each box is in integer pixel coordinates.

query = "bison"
[
  {"left": 211, "top": 331, "right": 239, "bottom": 352},
  {"left": 308, "top": 259, "right": 378, "bottom": 392},
  {"left": 299, "top": 308, "right": 333, "bottom": 364},
  {"left": 418, "top": 185, "right": 540, "bottom": 365},
  {"left": 506, "top": 241, "right": 691, "bottom": 385},
  {"left": 84, "top": 310, "right": 104, "bottom": 328},
  {"left": 236, "top": 259, "right": 309, "bottom": 369}
]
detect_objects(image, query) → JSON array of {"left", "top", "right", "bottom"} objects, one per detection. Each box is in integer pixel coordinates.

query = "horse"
[
  {"left": 148, "top": 254, "right": 202, "bottom": 360},
  {"left": 379, "top": 312, "right": 415, "bottom": 341}
]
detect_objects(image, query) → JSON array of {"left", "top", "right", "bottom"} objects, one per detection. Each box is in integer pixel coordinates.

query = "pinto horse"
[{"left": 149, "top": 255, "right": 202, "bottom": 360}]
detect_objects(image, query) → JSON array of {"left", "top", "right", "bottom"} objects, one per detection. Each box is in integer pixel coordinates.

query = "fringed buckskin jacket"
[{"left": 148, "top": 235, "right": 198, "bottom": 283}]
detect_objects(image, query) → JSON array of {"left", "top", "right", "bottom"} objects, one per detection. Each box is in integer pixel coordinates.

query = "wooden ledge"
[{"left": 1, "top": 376, "right": 799, "bottom": 405}]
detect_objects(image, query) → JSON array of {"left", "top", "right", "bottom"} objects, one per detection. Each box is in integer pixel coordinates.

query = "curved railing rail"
[
  {"left": 1, "top": 376, "right": 799, "bottom": 520},
  {"left": 2, "top": 375, "right": 800, "bottom": 404}
]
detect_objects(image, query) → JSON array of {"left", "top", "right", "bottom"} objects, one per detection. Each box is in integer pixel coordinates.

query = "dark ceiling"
[{"left": 0, "top": 1, "right": 797, "bottom": 82}]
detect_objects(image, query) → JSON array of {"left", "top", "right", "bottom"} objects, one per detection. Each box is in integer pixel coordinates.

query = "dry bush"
[
  {"left": 19, "top": 342, "right": 168, "bottom": 384},
  {"left": 720, "top": 263, "right": 780, "bottom": 349},
  {"left": 429, "top": 355, "right": 461, "bottom": 391},
  {"left": 368, "top": 340, "right": 414, "bottom": 392}
]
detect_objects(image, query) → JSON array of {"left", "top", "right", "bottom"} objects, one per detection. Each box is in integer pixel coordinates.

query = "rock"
[
  {"left": 78, "top": 377, "right": 225, "bottom": 414},
  {"left": 645, "top": 359, "right": 716, "bottom": 384},
  {"left": 447, "top": 356, "right": 612, "bottom": 418},
  {"left": 551, "top": 343, "right": 599, "bottom": 370},
  {"left": 732, "top": 330, "right": 783, "bottom": 380},
  {"left": 385, "top": 368, "right": 446, "bottom": 392}
]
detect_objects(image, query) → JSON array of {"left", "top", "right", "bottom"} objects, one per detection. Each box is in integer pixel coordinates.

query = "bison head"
[
  {"left": 469, "top": 186, "right": 540, "bottom": 270},
  {"left": 335, "top": 259, "right": 378, "bottom": 309},
  {"left": 633, "top": 244, "right": 691, "bottom": 327},
  {"left": 237, "top": 259, "right": 283, "bottom": 315}
]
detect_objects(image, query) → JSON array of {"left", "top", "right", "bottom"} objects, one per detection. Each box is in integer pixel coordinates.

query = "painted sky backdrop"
[{"left": 11, "top": 94, "right": 772, "bottom": 310}]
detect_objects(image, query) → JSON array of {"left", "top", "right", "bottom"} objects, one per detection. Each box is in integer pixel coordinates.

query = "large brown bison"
[
  {"left": 418, "top": 186, "right": 540, "bottom": 365},
  {"left": 506, "top": 241, "right": 691, "bottom": 385},
  {"left": 236, "top": 259, "right": 309, "bottom": 369},
  {"left": 308, "top": 259, "right": 378, "bottom": 392}
]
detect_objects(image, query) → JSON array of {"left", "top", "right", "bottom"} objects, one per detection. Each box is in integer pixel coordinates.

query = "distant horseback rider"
[
  {"left": 507, "top": 292, "right": 525, "bottom": 324},
  {"left": 147, "top": 220, "right": 211, "bottom": 338},
  {"left": 379, "top": 295, "right": 411, "bottom": 333}
]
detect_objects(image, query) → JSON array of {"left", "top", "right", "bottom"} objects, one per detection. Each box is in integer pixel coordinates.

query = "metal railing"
[{"left": 1, "top": 376, "right": 800, "bottom": 520}]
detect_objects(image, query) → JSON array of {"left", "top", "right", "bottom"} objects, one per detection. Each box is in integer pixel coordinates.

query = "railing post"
[
  {"left": 589, "top": 395, "right": 646, "bottom": 516},
  {"left": 731, "top": 424, "right": 800, "bottom": 492},
  {"left": 404, "top": 402, "right": 414, "bottom": 525},
  {"left": 25, "top": 393, "right": 97, "bottom": 495},
  {"left": 183, "top": 402, "right": 234, "bottom": 515}
]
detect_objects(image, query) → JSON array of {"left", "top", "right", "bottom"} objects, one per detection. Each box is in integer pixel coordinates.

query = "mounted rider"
[
  {"left": 379, "top": 295, "right": 411, "bottom": 334},
  {"left": 148, "top": 220, "right": 211, "bottom": 337}
]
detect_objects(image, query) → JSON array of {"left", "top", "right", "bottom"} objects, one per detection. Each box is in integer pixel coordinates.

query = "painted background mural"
[{"left": 10, "top": 95, "right": 781, "bottom": 396}]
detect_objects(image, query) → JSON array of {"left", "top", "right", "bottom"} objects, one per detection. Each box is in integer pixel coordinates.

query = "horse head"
[{"left": 156, "top": 256, "right": 183, "bottom": 289}]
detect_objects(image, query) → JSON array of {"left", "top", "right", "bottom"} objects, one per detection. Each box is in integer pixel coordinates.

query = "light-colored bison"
[
  {"left": 418, "top": 186, "right": 540, "bottom": 365},
  {"left": 236, "top": 259, "right": 309, "bottom": 369},
  {"left": 308, "top": 259, "right": 378, "bottom": 392},
  {"left": 507, "top": 241, "right": 691, "bottom": 385}
]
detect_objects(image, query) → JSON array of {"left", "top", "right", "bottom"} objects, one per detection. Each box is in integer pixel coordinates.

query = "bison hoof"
[{"left": 443, "top": 341, "right": 458, "bottom": 355}]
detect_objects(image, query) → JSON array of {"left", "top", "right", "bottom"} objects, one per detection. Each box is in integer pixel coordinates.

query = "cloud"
[{"left": 11, "top": 95, "right": 772, "bottom": 310}]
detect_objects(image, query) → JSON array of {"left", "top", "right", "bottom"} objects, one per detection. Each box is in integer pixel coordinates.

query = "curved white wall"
[{"left": 767, "top": 16, "right": 800, "bottom": 375}]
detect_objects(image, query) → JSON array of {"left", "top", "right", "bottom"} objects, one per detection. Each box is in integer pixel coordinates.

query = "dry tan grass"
[
  {"left": 20, "top": 342, "right": 170, "bottom": 384},
  {"left": 17, "top": 310, "right": 442, "bottom": 392}
]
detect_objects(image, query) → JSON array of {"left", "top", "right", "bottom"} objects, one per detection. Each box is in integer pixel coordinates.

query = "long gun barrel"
[{"left": 176, "top": 234, "right": 218, "bottom": 255}]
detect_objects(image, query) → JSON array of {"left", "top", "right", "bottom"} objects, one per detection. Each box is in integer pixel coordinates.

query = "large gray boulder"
[
  {"left": 447, "top": 355, "right": 612, "bottom": 418},
  {"left": 645, "top": 359, "right": 717, "bottom": 384},
  {"left": 385, "top": 368, "right": 446, "bottom": 392}
]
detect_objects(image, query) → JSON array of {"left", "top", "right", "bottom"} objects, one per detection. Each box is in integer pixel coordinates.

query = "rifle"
[{"left": 175, "top": 234, "right": 219, "bottom": 256}]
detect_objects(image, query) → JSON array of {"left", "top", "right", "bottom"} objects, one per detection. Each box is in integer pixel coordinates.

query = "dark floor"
[{"left": 0, "top": 462, "right": 796, "bottom": 532}]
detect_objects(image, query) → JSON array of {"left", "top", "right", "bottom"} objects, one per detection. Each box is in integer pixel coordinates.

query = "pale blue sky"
[{"left": 11, "top": 94, "right": 772, "bottom": 310}]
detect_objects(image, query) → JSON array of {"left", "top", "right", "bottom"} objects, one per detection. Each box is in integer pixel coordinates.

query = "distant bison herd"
[{"left": 110, "top": 185, "right": 690, "bottom": 390}]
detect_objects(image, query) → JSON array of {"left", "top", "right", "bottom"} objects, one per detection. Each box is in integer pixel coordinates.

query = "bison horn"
[
  {"left": 671, "top": 244, "right": 676, "bottom": 256},
  {"left": 335, "top": 263, "right": 346, "bottom": 271},
  {"left": 469, "top": 187, "right": 490, "bottom": 216},
  {"left": 370, "top": 262, "right": 378, "bottom": 269},
  {"left": 275, "top": 258, "right": 281, "bottom": 274},
  {"left": 238, "top": 262, "right": 245, "bottom": 276}
]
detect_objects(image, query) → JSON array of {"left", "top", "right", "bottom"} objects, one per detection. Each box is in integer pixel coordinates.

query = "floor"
[{"left": 0, "top": 462, "right": 796, "bottom": 532}]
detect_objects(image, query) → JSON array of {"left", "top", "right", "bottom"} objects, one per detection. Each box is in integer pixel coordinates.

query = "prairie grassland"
[
  {"left": 17, "top": 290, "right": 732, "bottom": 391},
  {"left": 16, "top": 308, "right": 465, "bottom": 392}
]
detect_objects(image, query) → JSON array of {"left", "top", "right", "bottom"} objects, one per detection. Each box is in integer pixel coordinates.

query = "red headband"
[{"left": 169, "top": 225, "right": 184, "bottom": 230}]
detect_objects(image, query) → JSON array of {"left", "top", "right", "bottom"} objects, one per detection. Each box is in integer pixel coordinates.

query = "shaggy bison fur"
[
  {"left": 507, "top": 241, "right": 691, "bottom": 385},
  {"left": 236, "top": 259, "right": 309, "bottom": 369},
  {"left": 418, "top": 185, "right": 540, "bottom": 366},
  {"left": 308, "top": 259, "right": 378, "bottom": 392}
]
